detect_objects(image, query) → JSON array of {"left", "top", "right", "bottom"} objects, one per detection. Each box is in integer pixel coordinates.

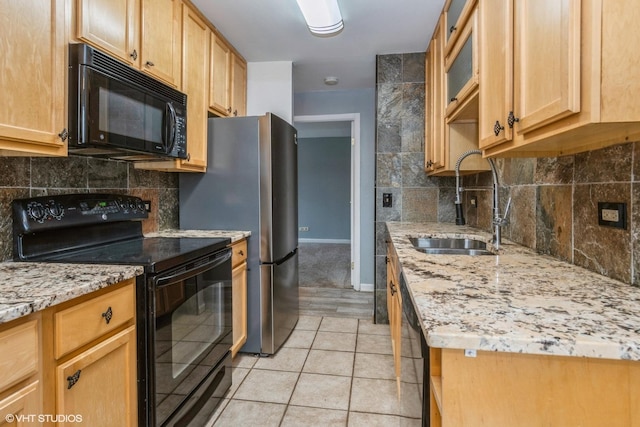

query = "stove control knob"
[
  {"left": 48, "top": 202, "right": 64, "bottom": 219},
  {"left": 27, "top": 203, "right": 46, "bottom": 222}
]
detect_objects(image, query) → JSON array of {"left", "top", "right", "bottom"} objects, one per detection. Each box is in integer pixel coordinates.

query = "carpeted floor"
[{"left": 298, "top": 242, "right": 351, "bottom": 289}]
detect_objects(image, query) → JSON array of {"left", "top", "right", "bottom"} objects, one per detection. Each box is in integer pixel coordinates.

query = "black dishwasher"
[{"left": 400, "top": 273, "right": 430, "bottom": 427}]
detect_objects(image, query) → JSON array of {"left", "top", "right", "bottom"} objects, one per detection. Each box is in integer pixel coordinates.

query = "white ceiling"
[{"left": 191, "top": 0, "right": 446, "bottom": 93}]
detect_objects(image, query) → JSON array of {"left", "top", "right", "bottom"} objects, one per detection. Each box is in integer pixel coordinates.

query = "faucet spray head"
[{"left": 455, "top": 203, "right": 465, "bottom": 225}]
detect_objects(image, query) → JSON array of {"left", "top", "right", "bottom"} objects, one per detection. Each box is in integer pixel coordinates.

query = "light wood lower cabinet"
[
  {"left": 56, "top": 326, "right": 137, "bottom": 426},
  {"left": 0, "top": 317, "right": 41, "bottom": 426},
  {"left": 429, "top": 347, "right": 640, "bottom": 426},
  {"left": 0, "top": 278, "right": 137, "bottom": 426},
  {"left": 386, "top": 240, "right": 402, "bottom": 394},
  {"left": 230, "top": 239, "right": 248, "bottom": 357}
]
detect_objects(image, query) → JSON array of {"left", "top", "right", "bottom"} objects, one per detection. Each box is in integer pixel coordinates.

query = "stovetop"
[
  {"left": 12, "top": 193, "right": 230, "bottom": 273},
  {"left": 29, "top": 236, "right": 230, "bottom": 273}
]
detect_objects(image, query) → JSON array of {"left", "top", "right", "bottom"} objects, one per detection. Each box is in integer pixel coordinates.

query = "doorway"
[{"left": 293, "top": 113, "right": 361, "bottom": 291}]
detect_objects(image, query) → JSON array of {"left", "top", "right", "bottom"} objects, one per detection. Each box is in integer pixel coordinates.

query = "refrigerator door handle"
[{"left": 274, "top": 248, "right": 297, "bottom": 266}]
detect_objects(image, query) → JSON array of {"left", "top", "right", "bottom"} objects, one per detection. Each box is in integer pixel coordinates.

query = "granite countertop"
[
  {"left": 0, "top": 263, "right": 143, "bottom": 324},
  {"left": 147, "top": 229, "right": 251, "bottom": 243},
  {"left": 387, "top": 222, "right": 640, "bottom": 361},
  {"left": 0, "top": 229, "right": 250, "bottom": 326}
]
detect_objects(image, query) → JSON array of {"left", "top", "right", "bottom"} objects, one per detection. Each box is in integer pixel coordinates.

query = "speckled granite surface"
[
  {"left": 387, "top": 222, "right": 640, "bottom": 361},
  {"left": 0, "top": 263, "right": 143, "bottom": 324},
  {"left": 147, "top": 229, "right": 250, "bottom": 243}
]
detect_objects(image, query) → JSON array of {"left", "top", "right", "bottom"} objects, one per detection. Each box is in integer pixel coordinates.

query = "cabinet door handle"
[
  {"left": 67, "top": 370, "right": 81, "bottom": 389},
  {"left": 227, "top": 107, "right": 232, "bottom": 113},
  {"left": 102, "top": 306, "right": 113, "bottom": 325},
  {"left": 390, "top": 282, "right": 397, "bottom": 296},
  {"left": 145, "top": 60, "right": 155, "bottom": 67},
  {"left": 233, "top": 110, "right": 238, "bottom": 116},
  {"left": 426, "top": 159, "right": 434, "bottom": 168},
  {"left": 450, "top": 97, "right": 458, "bottom": 103},
  {"left": 493, "top": 121, "right": 505, "bottom": 136},
  {"left": 238, "top": 250, "right": 244, "bottom": 256},
  {"left": 58, "top": 128, "right": 68, "bottom": 141},
  {"left": 449, "top": 25, "right": 457, "bottom": 33},
  {"left": 130, "top": 50, "right": 138, "bottom": 61},
  {"left": 508, "top": 111, "right": 520, "bottom": 128}
]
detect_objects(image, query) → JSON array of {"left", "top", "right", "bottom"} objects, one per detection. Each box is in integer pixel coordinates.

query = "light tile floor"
[{"left": 205, "top": 316, "right": 422, "bottom": 426}]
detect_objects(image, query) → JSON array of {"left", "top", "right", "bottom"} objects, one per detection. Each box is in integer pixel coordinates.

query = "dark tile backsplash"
[
  {"left": 375, "top": 52, "right": 640, "bottom": 323},
  {"left": 0, "top": 155, "right": 179, "bottom": 261}
]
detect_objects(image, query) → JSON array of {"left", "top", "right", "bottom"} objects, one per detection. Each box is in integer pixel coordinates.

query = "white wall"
[{"left": 247, "top": 61, "right": 293, "bottom": 123}]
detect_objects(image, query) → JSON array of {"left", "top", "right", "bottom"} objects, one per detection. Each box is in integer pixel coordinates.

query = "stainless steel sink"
[{"left": 408, "top": 237, "right": 494, "bottom": 256}]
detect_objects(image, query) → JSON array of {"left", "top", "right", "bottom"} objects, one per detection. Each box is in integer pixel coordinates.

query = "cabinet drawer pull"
[
  {"left": 493, "top": 120, "right": 505, "bottom": 136},
  {"left": 508, "top": 111, "right": 520, "bottom": 128},
  {"left": 67, "top": 370, "right": 81, "bottom": 389},
  {"left": 102, "top": 306, "right": 113, "bottom": 325},
  {"left": 145, "top": 61, "right": 155, "bottom": 67}
]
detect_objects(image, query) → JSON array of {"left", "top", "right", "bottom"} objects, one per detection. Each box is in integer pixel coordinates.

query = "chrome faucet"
[{"left": 454, "top": 149, "right": 511, "bottom": 250}]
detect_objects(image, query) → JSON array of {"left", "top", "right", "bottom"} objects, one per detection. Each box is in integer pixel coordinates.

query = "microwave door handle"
[
  {"left": 153, "top": 250, "right": 232, "bottom": 288},
  {"left": 165, "top": 102, "right": 177, "bottom": 154}
]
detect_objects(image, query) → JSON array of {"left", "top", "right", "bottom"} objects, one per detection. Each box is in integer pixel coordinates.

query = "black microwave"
[{"left": 68, "top": 43, "right": 187, "bottom": 161}]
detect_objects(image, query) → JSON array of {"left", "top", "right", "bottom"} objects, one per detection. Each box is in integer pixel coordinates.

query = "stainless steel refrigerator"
[{"left": 179, "top": 113, "right": 299, "bottom": 355}]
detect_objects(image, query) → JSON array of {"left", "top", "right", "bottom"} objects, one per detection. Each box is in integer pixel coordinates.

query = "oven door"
[{"left": 150, "top": 249, "right": 232, "bottom": 426}]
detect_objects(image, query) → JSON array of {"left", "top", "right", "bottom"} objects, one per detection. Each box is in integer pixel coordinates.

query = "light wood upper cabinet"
[
  {"left": 0, "top": 0, "right": 67, "bottom": 156},
  {"left": 135, "top": 3, "right": 210, "bottom": 172},
  {"left": 230, "top": 53, "right": 247, "bottom": 117},
  {"left": 76, "top": 0, "right": 140, "bottom": 67},
  {"left": 75, "top": 0, "right": 181, "bottom": 88},
  {"left": 480, "top": 0, "right": 640, "bottom": 157},
  {"left": 209, "top": 33, "right": 232, "bottom": 116},
  {"left": 140, "top": 0, "right": 182, "bottom": 87},
  {"left": 444, "top": 0, "right": 476, "bottom": 53},
  {"left": 425, "top": 12, "right": 488, "bottom": 177}
]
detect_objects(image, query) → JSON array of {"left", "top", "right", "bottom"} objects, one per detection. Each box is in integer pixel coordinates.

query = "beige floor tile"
[
  {"left": 253, "top": 347, "right": 309, "bottom": 372},
  {"left": 320, "top": 316, "right": 359, "bottom": 333},
  {"left": 312, "top": 331, "right": 357, "bottom": 352},
  {"left": 233, "top": 353, "right": 259, "bottom": 369},
  {"left": 281, "top": 406, "right": 348, "bottom": 426},
  {"left": 349, "top": 377, "right": 402, "bottom": 416},
  {"left": 347, "top": 412, "right": 421, "bottom": 427},
  {"left": 353, "top": 353, "right": 395, "bottom": 380},
  {"left": 358, "top": 319, "right": 391, "bottom": 336},
  {"left": 350, "top": 377, "right": 422, "bottom": 418},
  {"left": 295, "top": 315, "right": 322, "bottom": 331},
  {"left": 283, "top": 329, "right": 317, "bottom": 349},
  {"left": 303, "top": 349, "right": 354, "bottom": 377},
  {"left": 211, "top": 400, "right": 286, "bottom": 426},
  {"left": 290, "top": 373, "right": 352, "bottom": 410},
  {"left": 356, "top": 333, "right": 393, "bottom": 355},
  {"left": 233, "top": 369, "right": 299, "bottom": 404},
  {"left": 227, "top": 367, "right": 250, "bottom": 396}
]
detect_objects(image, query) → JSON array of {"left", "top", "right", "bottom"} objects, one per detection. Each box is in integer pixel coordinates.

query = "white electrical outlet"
[
  {"left": 601, "top": 209, "right": 619, "bottom": 222},
  {"left": 299, "top": 227, "right": 309, "bottom": 232}
]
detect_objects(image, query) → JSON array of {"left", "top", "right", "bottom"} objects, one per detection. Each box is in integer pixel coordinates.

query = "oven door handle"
[{"left": 153, "top": 250, "right": 231, "bottom": 288}]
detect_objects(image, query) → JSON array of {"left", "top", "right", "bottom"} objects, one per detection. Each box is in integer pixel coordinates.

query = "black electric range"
[{"left": 12, "top": 193, "right": 234, "bottom": 426}]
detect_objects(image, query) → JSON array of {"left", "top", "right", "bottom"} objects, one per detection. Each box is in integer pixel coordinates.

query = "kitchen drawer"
[
  {"left": 0, "top": 319, "right": 38, "bottom": 390},
  {"left": 231, "top": 239, "right": 247, "bottom": 268},
  {"left": 54, "top": 280, "right": 135, "bottom": 359}
]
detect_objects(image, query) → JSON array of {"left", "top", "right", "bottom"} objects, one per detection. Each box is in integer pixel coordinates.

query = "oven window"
[{"left": 169, "top": 282, "right": 224, "bottom": 377}]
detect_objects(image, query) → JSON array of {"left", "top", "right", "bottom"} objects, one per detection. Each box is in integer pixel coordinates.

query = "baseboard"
[
  {"left": 298, "top": 238, "right": 351, "bottom": 244},
  {"left": 357, "top": 283, "right": 374, "bottom": 292}
]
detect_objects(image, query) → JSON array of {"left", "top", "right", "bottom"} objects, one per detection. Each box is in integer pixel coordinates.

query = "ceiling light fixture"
[
  {"left": 295, "top": 0, "right": 344, "bottom": 37},
  {"left": 324, "top": 76, "right": 339, "bottom": 86}
]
